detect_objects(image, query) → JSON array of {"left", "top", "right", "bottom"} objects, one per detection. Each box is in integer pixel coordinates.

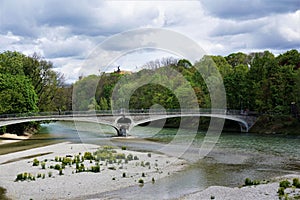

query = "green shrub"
[
  {"left": 145, "top": 162, "right": 150, "bottom": 166},
  {"left": 90, "top": 164, "right": 100, "bottom": 173},
  {"left": 115, "top": 153, "right": 126, "bottom": 159},
  {"left": 76, "top": 163, "right": 85, "bottom": 173},
  {"left": 293, "top": 178, "right": 300, "bottom": 188},
  {"left": 121, "top": 146, "right": 127, "bottom": 150},
  {"left": 279, "top": 180, "right": 291, "bottom": 189},
  {"left": 62, "top": 157, "right": 72, "bottom": 166},
  {"left": 41, "top": 162, "right": 46, "bottom": 169},
  {"left": 253, "top": 180, "right": 260, "bottom": 185},
  {"left": 147, "top": 153, "right": 151, "bottom": 157},
  {"left": 37, "top": 173, "right": 42, "bottom": 178},
  {"left": 83, "top": 152, "right": 94, "bottom": 160},
  {"left": 55, "top": 156, "right": 59, "bottom": 162},
  {"left": 42, "top": 174, "right": 45, "bottom": 179},
  {"left": 134, "top": 156, "right": 139, "bottom": 160},
  {"left": 28, "top": 173, "right": 35, "bottom": 181},
  {"left": 122, "top": 172, "right": 126, "bottom": 178},
  {"left": 244, "top": 178, "right": 253, "bottom": 186},
  {"left": 59, "top": 169, "right": 63, "bottom": 176},
  {"left": 278, "top": 187, "right": 285, "bottom": 196},
  {"left": 142, "top": 172, "right": 145, "bottom": 177},
  {"left": 15, "top": 173, "right": 24, "bottom": 181},
  {"left": 48, "top": 171, "right": 52, "bottom": 177},
  {"left": 32, "top": 158, "right": 39, "bottom": 166},
  {"left": 54, "top": 164, "right": 61, "bottom": 170},
  {"left": 127, "top": 154, "right": 133, "bottom": 161},
  {"left": 152, "top": 177, "right": 155, "bottom": 183},
  {"left": 138, "top": 179, "right": 144, "bottom": 184}
]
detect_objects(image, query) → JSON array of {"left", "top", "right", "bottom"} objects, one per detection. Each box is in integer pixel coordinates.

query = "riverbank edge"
[
  {"left": 249, "top": 115, "right": 300, "bottom": 135},
  {"left": 180, "top": 174, "right": 300, "bottom": 200}
]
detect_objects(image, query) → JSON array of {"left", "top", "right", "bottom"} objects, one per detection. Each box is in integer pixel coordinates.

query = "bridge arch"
[
  {"left": 0, "top": 117, "right": 121, "bottom": 136},
  {"left": 133, "top": 114, "right": 249, "bottom": 132}
]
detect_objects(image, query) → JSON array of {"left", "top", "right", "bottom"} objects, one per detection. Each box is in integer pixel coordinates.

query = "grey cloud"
[{"left": 201, "top": 0, "right": 300, "bottom": 20}]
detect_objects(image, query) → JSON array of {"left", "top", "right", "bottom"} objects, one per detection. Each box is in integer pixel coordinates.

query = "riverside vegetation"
[
  {"left": 1, "top": 50, "right": 300, "bottom": 134},
  {"left": 14, "top": 146, "right": 157, "bottom": 186}
]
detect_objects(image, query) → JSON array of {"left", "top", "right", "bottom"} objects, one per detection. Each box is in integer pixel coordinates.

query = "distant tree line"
[
  {"left": 73, "top": 49, "right": 300, "bottom": 115},
  {"left": 1, "top": 49, "right": 300, "bottom": 133}
]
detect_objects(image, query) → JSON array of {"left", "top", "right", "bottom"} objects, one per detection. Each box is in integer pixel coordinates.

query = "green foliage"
[
  {"left": 32, "top": 158, "right": 39, "bottom": 166},
  {"left": 54, "top": 164, "right": 61, "bottom": 170},
  {"left": 127, "top": 154, "right": 133, "bottom": 161},
  {"left": 278, "top": 187, "right": 285, "bottom": 196},
  {"left": 90, "top": 163, "right": 100, "bottom": 173},
  {"left": 244, "top": 178, "right": 260, "bottom": 186},
  {"left": 41, "top": 162, "right": 46, "bottom": 169},
  {"left": 138, "top": 179, "right": 144, "bottom": 184},
  {"left": 279, "top": 180, "right": 291, "bottom": 189},
  {"left": 62, "top": 157, "right": 72, "bottom": 166},
  {"left": 244, "top": 178, "right": 253, "bottom": 186},
  {"left": 121, "top": 146, "right": 127, "bottom": 150},
  {"left": 83, "top": 152, "right": 94, "bottom": 160},
  {"left": 15, "top": 172, "right": 35, "bottom": 181},
  {"left": 48, "top": 171, "right": 52, "bottom": 177},
  {"left": 293, "top": 178, "right": 300, "bottom": 188}
]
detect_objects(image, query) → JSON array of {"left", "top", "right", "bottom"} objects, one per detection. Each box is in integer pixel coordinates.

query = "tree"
[{"left": 0, "top": 74, "right": 38, "bottom": 114}]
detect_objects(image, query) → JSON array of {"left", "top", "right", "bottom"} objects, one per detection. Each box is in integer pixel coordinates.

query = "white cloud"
[{"left": 0, "top": 0, "right": 299, "bottom": 82}]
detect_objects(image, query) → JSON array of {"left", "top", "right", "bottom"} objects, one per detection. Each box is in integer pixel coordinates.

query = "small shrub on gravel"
[{"left": 279, "top": 180, "right": 291, "bottom": 189}]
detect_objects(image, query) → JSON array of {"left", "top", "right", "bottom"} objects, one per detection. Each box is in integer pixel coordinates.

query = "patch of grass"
[
  {"left": 41, "top": 161, "right": 46, "bottom": 169},
  {"left": 279, "top": 180, "right": 291, "bottom": 189},
  {"left": 90, "top": 163, "right": 100, "bottom": 173},
  {"left": 138, "top": 178, "right": 144, "bottom": 185},
  {"left": 293, "top": 178, "right": 300, "bottom": 188},
  {"left": 278, "top": 187, "right": 285, "bottom": 196},
  {"left": 54, "top": 164, "right": 61, "bottom": 170},
  {"left": 32, "top": 158, "right": 39, "bottom": 166},
  {"left": 244, "top": 178, "right": 260, "bottom": 186}
]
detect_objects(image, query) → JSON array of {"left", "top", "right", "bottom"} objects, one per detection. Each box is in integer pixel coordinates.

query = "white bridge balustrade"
[{"left": 0, "top": 109, "right": 258, "bottom": 136}]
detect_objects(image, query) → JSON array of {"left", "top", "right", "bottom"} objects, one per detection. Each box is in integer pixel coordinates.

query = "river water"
[{"left": 1, "top": 121, "right": 300, "bottom": 199}]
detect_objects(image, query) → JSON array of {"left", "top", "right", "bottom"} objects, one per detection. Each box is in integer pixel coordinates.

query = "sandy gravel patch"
[
  {"left": 181, "top": 174, "right": 300, "bottom": 200},
  {"left": 0, "top": 142, "right": 187, "bottom": 200}
]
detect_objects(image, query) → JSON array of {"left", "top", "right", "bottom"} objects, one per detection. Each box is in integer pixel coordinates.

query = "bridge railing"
[{"left": 0, "top": 109, "right": 258, "bottom": 120}]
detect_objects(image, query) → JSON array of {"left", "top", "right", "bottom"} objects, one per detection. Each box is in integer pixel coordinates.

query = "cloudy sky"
[{"left": 0, "top": 0, "right": 299, "bottom": 83}]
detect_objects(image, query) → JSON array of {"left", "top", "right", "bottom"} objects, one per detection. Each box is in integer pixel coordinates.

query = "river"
[{"left": 1, "top": 121, "right": 300, "bottom": 199}]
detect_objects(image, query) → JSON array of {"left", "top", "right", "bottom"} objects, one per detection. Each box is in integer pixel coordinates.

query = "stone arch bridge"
[{"left": 0, "top": 109, "right": 258, "bottom": 136}]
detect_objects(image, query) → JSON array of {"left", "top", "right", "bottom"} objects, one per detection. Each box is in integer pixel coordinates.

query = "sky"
[{"left": 0, "top": 0, "right": 299, "bottom": 83}]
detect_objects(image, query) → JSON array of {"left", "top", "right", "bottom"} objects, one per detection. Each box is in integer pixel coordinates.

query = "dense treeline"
[
  {"left": 74, "top": 49, "right": 300, "bottom": 115},
  {"left": 0, "top": 51, "right": 67, "bottom": 134},
  {"left": 1, "top": 49, "right": 300, "bottom": 134}
]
